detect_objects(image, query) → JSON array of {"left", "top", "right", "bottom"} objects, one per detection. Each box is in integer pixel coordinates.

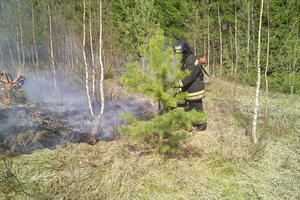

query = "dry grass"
[{"left": 1, "top": 79, "right": 299, "bottom": 200}]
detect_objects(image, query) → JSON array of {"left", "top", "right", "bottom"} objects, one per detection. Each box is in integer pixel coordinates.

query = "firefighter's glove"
[{"left": 174, "top": 79, "right": 183, "bottom": 88}]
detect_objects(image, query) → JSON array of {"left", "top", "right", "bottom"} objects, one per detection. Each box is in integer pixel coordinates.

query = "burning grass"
[{"left": 1, "top": 79, "right": 299, "bottom": 199}]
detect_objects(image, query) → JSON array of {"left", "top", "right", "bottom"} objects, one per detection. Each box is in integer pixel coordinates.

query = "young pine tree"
[{"left": 121, "top": 30, "right": 205, "bottom": 154}]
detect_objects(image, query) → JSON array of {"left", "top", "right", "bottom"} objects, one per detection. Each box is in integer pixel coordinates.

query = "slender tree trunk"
[
  {"left": 193, "top": 38, "right": 197, "bottom": 55},
  {"left": 252, "top": 0, "right": 264, "bottom": 144},
  {"left": 31, "top": 0, "right": 39, "bottom": 73},
  {"left": 7, "top": 38, "right": 15, "bottom": 67},
  {"left": 264, "top": 0, "right": 270, "bottom": 124},
  {"left": 62, "top": 34, "right": 67, "bottom": 71},
  {"left": 31, "top": 46, "right": 35, "bottom": 74},
  {"left": 211, "top": 40, "right": 215, "bottom": 76},
  {"left": 89, "top": 0, "right": 105, "bottom": 142},
  {"left": 17, "top": 0, "right": 25, "bottom": 73},
  {"left": 234, "top": 1, "right": 238, "bottom": 75},
  {"left": 83, "top": 0, "right": 94, "bottom": 118},
  {"left": 27, "top": 48, "right": 31, "bottom": 67},
  {"left": 207, "top": 7, "right": 210, "bottom": 71},
  {"left": 251, "top": 3, "right": 255, "bottom": 42},
  {"left": 203, "top": 6, "right": 207, "bottom": 59},
  {"left": 69, "top": 27, "right": 74, "bottom": 70},
  {"left": 16, "top": 28, "right": 21, "bottom": 68},
  {"left": 229, "top": 26, "right": 234, "bottom": 76},
  {"left": 89, "top": 0, "right": 96, "bottom": 98},
  {"left": 290, "top": 38, "right": 298, "bottom": 94},
  {"left": 48, "top": 5, "right": 57, "bottom": 89},
  {"left": 0, "top": 43, "right": 3, "bottom": 67},
  {"left": 203, "top": 37, "right": 206, "bottom": 58},
  {"left": 246, "top": 0, "right": 251, "bottom": 73},
  {"left": 98, "top": 0, "right": 105, "bottom": 119},
  {"left": 193, "top": 4, "right": 198, "bottom": 55},
  {"left": 218, "top": 6, "right": 223, "bottom": 75}
]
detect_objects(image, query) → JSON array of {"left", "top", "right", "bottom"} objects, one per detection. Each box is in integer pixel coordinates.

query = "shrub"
[
  {"left": 121, "top": 30, "right": 205, "bottom": 154},
  {"left": 121, "top": 109, "right": 204, "bottom": 154}
]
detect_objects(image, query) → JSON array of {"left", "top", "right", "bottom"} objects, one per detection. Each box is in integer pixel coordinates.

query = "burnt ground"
[{"left": 0, "top": 98, "right": 155, "bottom": 156}]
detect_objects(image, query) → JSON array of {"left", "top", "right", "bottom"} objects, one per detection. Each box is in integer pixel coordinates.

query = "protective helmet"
[{"left": 174, "top": 41, "right": 191, "bottom": 54}]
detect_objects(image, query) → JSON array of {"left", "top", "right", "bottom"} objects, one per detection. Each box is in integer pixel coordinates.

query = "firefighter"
[{"left": 174, "top": 41, "right": 207, "bottom": 131}]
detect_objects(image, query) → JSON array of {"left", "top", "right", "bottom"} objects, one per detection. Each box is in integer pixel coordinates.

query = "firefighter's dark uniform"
[{"left": 178, "top": 52, "right": 207, "bottom": 131}]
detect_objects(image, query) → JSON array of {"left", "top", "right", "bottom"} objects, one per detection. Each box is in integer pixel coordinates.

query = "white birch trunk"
[
  {"left": 264, "top": 0, "right": 270, "bottom": 123},
  {"left": 69, "top": 27, "right": 74, "bottom": 70},
  {"left": 48, "top": 5, "right": 57, "bottom": 90},
  {"left": 207, "top": 9, "right": 210, "bottom": 71},
  {"left": 218, "top": 6, "right": 223, "bottom": 75},
  {"left": 83, "top": 0, "right": 94, "bottom": 118},
  {"left": 18, "top": 0, "right": 25, "bottom": 73},
  {"left": 234, "top": 2, "right": 238, "bottom": 75},
  {"left": 98, "top": 0, "right": 105, "bottom": 119},
  {"left": 7, "top": 38, "right": 15, "bottom": 67},
  {"left": 229, "top": 27, "right": 234, "bottom": 76},
  {"left": 16, "top": 28, "right": 21, "bottom": 68},
  {"left": 31, "top": 47, "right": 35, "bottom": 72},
  {"left": 252, "top": 0, "right": 264, "bottom": 143},
  {"left": 0, "top": 44, "right": 3, "bottom": 66},
  {"left": 251, "top": 4, "right": 256, "bottom": 48},
  {"left": 31, "top": 0, "right": 39, "bottom": 73},
  {"left": 291, "top": 32, "right": 299, "bottom": 94},
  {"left": 89, "top": 0, "right": 96, "bottom": 98},
  {"left": 246, "top": 0, "right": 251, "bottom": 73},
  {"left": 193, "top": 5, "right": 198, "bottom": 55},
  {"left": 211, "top": 40, "right": 215, "bottom": 76}
]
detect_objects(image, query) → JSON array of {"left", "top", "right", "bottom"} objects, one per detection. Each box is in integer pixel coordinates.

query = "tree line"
[{"left": 0, "top": 0, "right": 299, "bottom": 94}]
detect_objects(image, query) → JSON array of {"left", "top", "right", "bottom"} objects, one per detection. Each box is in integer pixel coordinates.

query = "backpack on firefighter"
[{"left": 197, "top": 57, "right": 210, "bottom": 78}]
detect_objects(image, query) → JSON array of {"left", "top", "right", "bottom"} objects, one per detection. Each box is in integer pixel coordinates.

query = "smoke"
[{"left": 0, "top": 70, "right": 155, "bottom": 155}]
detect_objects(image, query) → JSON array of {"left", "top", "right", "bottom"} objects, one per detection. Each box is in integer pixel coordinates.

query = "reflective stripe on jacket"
[{"left": 185, "top": 89, "right": 205, "bottom": 100}]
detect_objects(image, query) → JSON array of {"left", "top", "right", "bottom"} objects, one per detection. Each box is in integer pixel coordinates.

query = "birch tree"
[
  {"left": 7, "top": 39, "right": 15, "bottom": 67},
  {"left": 48, "top": 4, "right": 57, "bottom": 90},
  {"left": 31, "top": 0, "right": 39, "bottom": 72},
  {"left": 89, "top": 0, "right": 96, "bottom": 98},
  {"left": 16, "top": 28, "right": 21, "bottom": 69},
  {"left": 89, "top": 0, "right": 105, "bottom": 143},
  {"left": 0, "top": 43, "right": 3, "bottom": 67},
  {"left": 98, "top": 0, "right": 105, "bottom": 119},
  {"left": 252, "top": 0, "right": 264, "bottom": 143},
  {"left": 17, "top": 0, "right": 25, "bottom": 73},
  {"left": 83, "top": 0, "right": 94, "bottom": 118},
  {"left": 234, "top": 1, "right": 239, "bottom": 75},
  {"left": 207, "top": 5, "right": 210, "bottom": 71},
  {"left": 246, "top": 0, "right": 251, "bottom": 73},
  {"left": 218, "top": 5, "right": 223, "bottom": 75},
  {"left": 264, "top": 0, "right": 270, "bottom": 124},
  {"left": 229, "top": 26, "right": 234, "bottom": 76}
]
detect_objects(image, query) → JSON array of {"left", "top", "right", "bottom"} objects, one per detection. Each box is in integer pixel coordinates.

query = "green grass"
[{"left": 1, "top": 79, "right": 299, "bottom": 200}]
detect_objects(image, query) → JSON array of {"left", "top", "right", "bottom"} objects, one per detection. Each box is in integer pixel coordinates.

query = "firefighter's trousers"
[{"left": 177, "top": 99, "right": 207, "bottom": 131}]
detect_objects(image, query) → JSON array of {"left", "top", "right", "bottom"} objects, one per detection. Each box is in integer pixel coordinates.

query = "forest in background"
[{"left": 0, "top": 0, "right": 299, "bottom": 95}]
